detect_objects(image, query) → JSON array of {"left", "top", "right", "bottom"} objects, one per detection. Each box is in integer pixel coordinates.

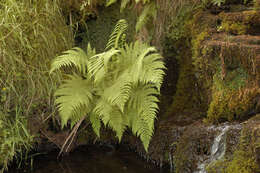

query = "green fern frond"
[
  {"left": 89, "top": 111, "right": 101, "bottom": 137},
  {"left": 50, "top": 47, "right": 86, "bottom": 74},
  {"left": 107, "top": 109, "right": 127, "bottom": 141},
  {"left": 89, "top": 48, "right": 121, "bottom": 83},
  {"left": 128, "top": 109, "right": 153, "bottom": 151},
  {"left": 120, "top": 41, "right": 165, "bottom": 88},
  {"left": 54, "top": 74, "right": 94, "bottom": 127},
  {"left": 138, "top": 120, "right": 153, "bottom": 151},
  {"left": 103, "top": 72, "right": 132, "bottom": 112},
  {"left": 50, "top": 44, "right": 96, "bottom": 74},
  {"left": 105, "top": 19, "right": 128, "bottom": 50},
  {"left": 136, "top": 2, "right": 157, "bottom": 32},
  {"left": 139, "top": 52, "right": 166, "bottom": 90},
  {"left": 126, "top": 84, "right": 159, "bottom": 151},
  {"left": 69, "top": 105, "right": 89, "bottom": 128},
  {"left": 93, "top": 97, "right": 113, "bottom": 126}
]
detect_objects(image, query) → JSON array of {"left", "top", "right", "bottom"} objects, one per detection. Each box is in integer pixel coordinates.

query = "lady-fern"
[{"left": 50, "top": 19, "right": 166, "bottom": 151}]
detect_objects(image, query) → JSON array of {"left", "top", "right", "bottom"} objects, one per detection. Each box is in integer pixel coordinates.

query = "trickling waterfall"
[
  {"left": 169, "top": 151, "right": 173, "bottom": 172},
  {"left": 194, "top": 125, "right": 230, "bottom": 173}
]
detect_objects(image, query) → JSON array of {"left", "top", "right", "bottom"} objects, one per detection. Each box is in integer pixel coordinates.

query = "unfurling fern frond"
[
  {"left": 51, "top": 19, "right": 166, "bottom": 152},
  {"left": 105, "top": 19, "right": 128, "bottom": 50}
]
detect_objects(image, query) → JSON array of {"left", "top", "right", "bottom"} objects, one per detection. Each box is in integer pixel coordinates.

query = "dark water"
[{"left": 8, "top": 145, "right": 168, "bottom": 173}]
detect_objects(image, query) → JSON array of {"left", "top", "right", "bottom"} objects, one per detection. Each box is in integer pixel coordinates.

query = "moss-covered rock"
[
  {"left": 207, "top": 118, "right": 260, "bottom": 173},
  {"left": 218, "top": 10, "right": 260, "bottom": 35}
]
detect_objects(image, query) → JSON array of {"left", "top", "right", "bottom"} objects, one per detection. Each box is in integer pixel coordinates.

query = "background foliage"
[{"left": 0, "top": 0, "right": 74, "bottom": 170}]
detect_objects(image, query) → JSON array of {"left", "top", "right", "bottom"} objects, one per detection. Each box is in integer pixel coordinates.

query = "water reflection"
[{"left": 8, "top": 145, "right": 167, "bottom": 173}]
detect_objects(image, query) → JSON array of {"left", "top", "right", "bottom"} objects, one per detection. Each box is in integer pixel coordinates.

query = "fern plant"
[
  {"left": 50, "top": 19, "right": 165, "bottom": 151},
  {"left": 212, "top": 0, "right": 226, "bottom": 7},
  {"left": 105, "top": 0, "right": 156, "bottom": 32}
]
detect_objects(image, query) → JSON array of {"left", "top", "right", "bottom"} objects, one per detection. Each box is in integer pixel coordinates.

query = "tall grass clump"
[
  {"left": 0, "top": 110, "right": 34, "bottom": 172},
  {"left": 0, "top": 0, "right": 74, "bottom": 170}
]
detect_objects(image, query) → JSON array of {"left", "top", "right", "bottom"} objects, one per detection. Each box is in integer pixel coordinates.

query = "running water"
[{"left": 194, "top": 125, "right": 230, "bottom": 173}]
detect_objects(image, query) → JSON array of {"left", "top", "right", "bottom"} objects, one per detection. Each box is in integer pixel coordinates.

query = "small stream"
[
  {"left": 194, "top": 124, "right": 234, "bottom": 173},
  {"left": 7, "top": 145, "right": 168, "bottom": 173}
]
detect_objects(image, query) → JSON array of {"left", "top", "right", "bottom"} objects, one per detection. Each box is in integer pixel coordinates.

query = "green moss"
[
  {"left": 220, "top": 21, "right": 248, "bottom": 35},
  {"left": 173, "top": 131, "right": 193, "bottom": 173},
  {"left": 166, "top": 9, "right": 220, "bottom": 119},
  {"left": 166, "top": 3, "right": 195, "bottom": 41},
  {"left": 192, "top": 31, "right": 210, "bottom": 60},
  {"left": 207, "top": 127, "right": 260, "bottom": 173},
  {"left": 191, "top": 31, "right": 210, "bottom": 72},
  {"left": 214, "top": 67, "right": 248, "bottom": 91},
  {"left": 206, "top": 159, "right": 228, "bottom": 173},
  {"left": 205, "top": 58, "right": 259, "bottom": 123},
  {"left": 226, "top": 128, "right": 259, "bottom": 173},
  {"left": 206, "top": 85, "right": 259, "bottom": 123},
  {"left": 165, "top": 47, "right": 208, "bottom": 119},
  {"left": 219, "top": 10, "right": 260, "bottom": 35}
]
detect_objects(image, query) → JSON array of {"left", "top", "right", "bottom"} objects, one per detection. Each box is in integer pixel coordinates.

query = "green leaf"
[
  {"left": 89, "top": 112, "right": 101, "bottom": 137},
  {"left": 105, "top": 19, "right": 128, "bottom": 50},
  {"left": 55, "top": 74, "right": 94, "bottom": 127}
]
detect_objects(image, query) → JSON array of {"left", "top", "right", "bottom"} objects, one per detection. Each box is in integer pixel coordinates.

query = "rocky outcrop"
[{"left": 124, "top": 1, "right": 260, "bottom": 173}]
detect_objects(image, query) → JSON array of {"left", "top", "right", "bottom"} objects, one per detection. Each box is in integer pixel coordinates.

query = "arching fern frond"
[
  {"left": 107, "top": 109, "right": 127, "bottom": 141},
  {"left": 105, "top": 19, "right": 128, "bottom": 50},
  {"left": 120, "top": 41, "right": 165, "bottom": 89},
  {"left": 50, "top": 44, "right": 96, "bottom": 75},
  {"left": 89, "top": 111, "right": 101, "bottom": 137},
  {"left": 54, "top": 74, "right": 94, "bottom": 127},
  {"left": 126, "top": 84, "right": 159, "bottom": 151},
  {"left": 141, "top": 53, "right": 166, "bottom": 90}
]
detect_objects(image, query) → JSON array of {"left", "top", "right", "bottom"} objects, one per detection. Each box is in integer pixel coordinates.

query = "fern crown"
[{"left": 50, "top": 19, "right": 166, "bottom": 151}]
